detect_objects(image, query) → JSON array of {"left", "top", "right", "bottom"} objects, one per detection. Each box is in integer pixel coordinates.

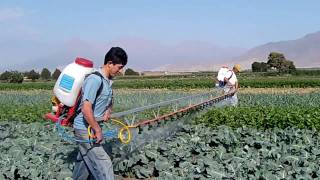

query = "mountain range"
[
  {"left": 231, "top": 31, "right": 320, "bottom": 70},
  {"left": 156, "top": 31, "right": 320, "bottom": 71},
  {"left": 1, "top": 31, "right": 320, "bottom": 72}
]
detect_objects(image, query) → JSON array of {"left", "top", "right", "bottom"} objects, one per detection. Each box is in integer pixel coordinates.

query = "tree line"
[
  {"left": 0, "top": 68, "right": 62, "bottom": 83},
  {"left": 251, "top": 52, "right": 296, "bottom": 73},
  {"left": 0, "top": 67, "right": 140, "bottom": 83}
]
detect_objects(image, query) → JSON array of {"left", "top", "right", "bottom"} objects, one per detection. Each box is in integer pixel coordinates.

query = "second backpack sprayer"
[{"left": 216, "top": 66, "right": 234, "bottom": 88}]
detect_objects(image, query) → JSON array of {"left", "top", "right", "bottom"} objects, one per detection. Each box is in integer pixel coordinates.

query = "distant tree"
[
  {"left": 0, "top": 71, "right": 12, "bottom": 81},
  {"left": 267, "top": 52, "right": 286, "bottom": 71},
  {"left": 252, "top": 62, "right": 268, "bottom": 72},
  {"left": 287, "top": 60, "right": 296, "bottom": 72},
  {"left": 252, "top": 62, "right": 260, "bottom": 72},
  {"left": 279, "top": 59, "right": 296, "bottom": 73},
  {"left": 40, "top": 68, "right": 51, "bottom": 80},
  {"left": 52, "top": 68, "right": 61, "bottom": 80},
  {"left": 260, "top": 62, "right": 268, "bottom": 72},
  {"left": 22, "top": 71, "right": 29, "bottom": 77},
  {"left": 267, "top": 52, "right": 295, "bottom": 73},
  {"left": 8, "top": 71, "right": 23, "bottom": 83},
  {"left": 125, "top": 68, "right": 139, "bottom": 76},
  {"left": 28, "top": 69, "right": 40, "bottom": 81}
]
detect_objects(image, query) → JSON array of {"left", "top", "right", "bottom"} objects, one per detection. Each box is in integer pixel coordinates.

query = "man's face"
[{"left": 109, "top": 63, "right": 124, "bottom": 77}]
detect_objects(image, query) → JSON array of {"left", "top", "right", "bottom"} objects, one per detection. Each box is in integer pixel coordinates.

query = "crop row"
[
  {"left": 0, "top": 90, "right": 214, "bottom": 123},
  {"left": 239, "top": 92, "right": 320, "bottom": 107},
  {"left": 1, "top": 90, "right": 319, "bottom": 123},
  {"left": 1, "top": 77, "right": 320, "bottom": 90},
  {"left": 195, "top": 106, "right": 320, "bottom": 130}
]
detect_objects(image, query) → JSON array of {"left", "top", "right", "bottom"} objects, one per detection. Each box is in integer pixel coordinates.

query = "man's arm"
[
  {"left": 103, "top": 95, "right": 113, "bottom": 121},
  {"left": 103, "top": 105, "right": 112, "bottom": 121},
  {"left": 234, "top": 81, "right": 239, "bottom": 92},
  {"left": 82, "top": 101, "right": 103, "bottom": 143}
]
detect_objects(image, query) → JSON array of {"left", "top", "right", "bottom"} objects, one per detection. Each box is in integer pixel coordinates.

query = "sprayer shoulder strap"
[
  {"left": 91, "top": 71, "right": 104, "bottom": 100},
  {"left": 226, "top": 70, "right": 233, "bottom": 80},
  {"left": 75, "top": 71, "right": 104, "bottom": 114}
]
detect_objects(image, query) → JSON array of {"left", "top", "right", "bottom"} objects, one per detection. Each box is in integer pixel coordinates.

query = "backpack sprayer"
[
  {"left": 44, "top": 57, "right": 132, "bottom": 144},
  {"left": 216, "top": 66, "right": 234, "bottom": 88},
  {"left": 44, "top": 57, "right": 94, "bottom": 126}
]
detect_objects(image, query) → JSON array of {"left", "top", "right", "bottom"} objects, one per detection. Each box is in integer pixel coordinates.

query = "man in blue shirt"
[{"left": 73, "top": 47, "right": 127, "bottom": 180}]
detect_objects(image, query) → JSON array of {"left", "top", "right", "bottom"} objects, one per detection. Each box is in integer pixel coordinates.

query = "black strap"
[{"left": 91, "top": 71, "right": 104, "bottom": 102}]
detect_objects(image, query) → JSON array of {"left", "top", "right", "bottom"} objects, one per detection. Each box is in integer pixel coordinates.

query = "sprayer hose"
[{"left": 88, "top": 118, "right": 135, "bottom": 144}]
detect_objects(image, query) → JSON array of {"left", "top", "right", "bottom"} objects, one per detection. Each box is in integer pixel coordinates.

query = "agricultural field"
[{"left": 0, "top": 85, "right": 320, "bottom": 179}]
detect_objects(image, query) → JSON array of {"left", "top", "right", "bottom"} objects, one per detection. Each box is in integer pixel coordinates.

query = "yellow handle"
[{"left": 87, "top": 126, "right": 96, "bottom": 139}]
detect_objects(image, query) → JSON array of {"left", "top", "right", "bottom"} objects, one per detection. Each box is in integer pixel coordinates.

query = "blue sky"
[{"left": 0, "top": 0, "right": 320, "bottom": 71}]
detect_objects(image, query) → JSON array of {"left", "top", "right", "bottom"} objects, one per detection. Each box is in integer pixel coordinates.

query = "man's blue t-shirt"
[{"left": 73, "top": 69, "right": 113, "bottom": 130}]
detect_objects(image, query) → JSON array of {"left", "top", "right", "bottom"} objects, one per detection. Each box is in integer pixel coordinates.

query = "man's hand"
[
  {"left": 103, "top": 108, "right": 112, "bottom": 122},
  {"left": 94, "top": 127, "right": 103, "bottom": 144},
  {"left": 82, "top": 101, "right": 104, "bottom": 143}
]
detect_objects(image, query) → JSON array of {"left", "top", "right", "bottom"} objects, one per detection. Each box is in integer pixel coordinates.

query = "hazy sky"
[{"left": 1, "top": 0, "right": 319, "bottom": 71}]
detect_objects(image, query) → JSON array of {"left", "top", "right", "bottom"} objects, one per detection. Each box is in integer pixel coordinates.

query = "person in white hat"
[{"left": 223, "top": 64, "right": 241, "bottom": 106}]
